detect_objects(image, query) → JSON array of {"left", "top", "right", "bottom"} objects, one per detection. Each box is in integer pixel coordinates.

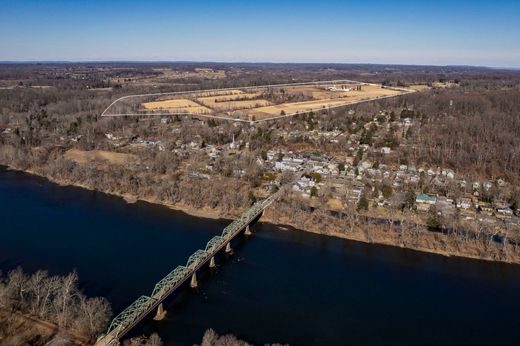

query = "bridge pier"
[
  {"left": 245, "top": 224, "right": 252, "bottom": 235},
  {"left": 153, "top": 303, "right": 166, "bottom": 321},
  {"left": 209, "top": 256, "right": 216, "bottom": 268},
  {"left": 190, "top": 273, "right": 198, "bottom": 288},
  {"left": 225, "top": 242, "right": 233, "bottom": 254}
]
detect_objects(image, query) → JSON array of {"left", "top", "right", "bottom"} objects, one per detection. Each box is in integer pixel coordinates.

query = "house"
[
  {"left": 437, "top": 196, "right": 455, "bottom": 215},
  {"left": 352, "top": 186, "right": 364, "bottom": 198},
  {"left": 496, "top": 207, "right": 513, "bottom": 218},
  {"left": 478, "top": 203, "right": 494, "bottom": 216},
  {"left": 456, "top": 198, "right": 472, "bottom": 210},
  {"left": 441, "top": 168, "right": 455, "bottom": 179},
  {"left": 483, "top": 181, "right": 493, "bottom": 190},
  {"left": 416, "top": 194, "right": 437, "bottom": 205},
  {"left": 416, "top": 194, "right": 437, "bottom": 211}
]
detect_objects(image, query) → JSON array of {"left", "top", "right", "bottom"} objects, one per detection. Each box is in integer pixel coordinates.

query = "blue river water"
[{"left": 1, "top": 166, "right": 519, "bottom": 345}]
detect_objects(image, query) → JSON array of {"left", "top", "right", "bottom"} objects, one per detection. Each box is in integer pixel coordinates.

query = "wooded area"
[{"left": 0, "top": 268, "right": 111, "bottom": 344}]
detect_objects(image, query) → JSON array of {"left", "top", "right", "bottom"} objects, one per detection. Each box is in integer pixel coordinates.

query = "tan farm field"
[
  {"left": 197, "top": 92, "right": 272, "bottom": 111},
  {"left": 142, "top": 99, "right": 212, "bottom": 114},
  {"left": 250, "top": 84, "right": 401, "bottom": 119}
]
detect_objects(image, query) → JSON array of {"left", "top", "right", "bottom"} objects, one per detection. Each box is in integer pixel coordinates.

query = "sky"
[{"left": 1, "top": 0, "right": 519, "bottom": 67}]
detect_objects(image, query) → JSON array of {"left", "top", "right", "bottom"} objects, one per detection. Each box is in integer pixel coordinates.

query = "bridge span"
[{"left": 95, "top": 194, "right": 278, "bottom": 346}]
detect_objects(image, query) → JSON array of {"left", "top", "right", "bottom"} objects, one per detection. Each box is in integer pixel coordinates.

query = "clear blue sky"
[{"left": 1, "top": 0, "right": 519, "bottom": 67}]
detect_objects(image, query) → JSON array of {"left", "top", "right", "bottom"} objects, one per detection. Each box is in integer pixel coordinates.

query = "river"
[{"left": 1, "top": 166, "right": 519, "bottom": 346}]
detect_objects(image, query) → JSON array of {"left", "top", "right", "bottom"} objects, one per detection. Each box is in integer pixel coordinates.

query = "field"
[
  {"left": 142, "top": 99, "right": 212, "bottom": 114},
  {"left": 249, "top": 84, "right": 402, "bottom": 119},
  {"left": 197, "top": 92, "right": 272, "bottom": 111},
  {"left": 105, "top": 81, "right": 414, "bottom": 122},
  {"left": 64, "top": 149, "right": 138, "bottom": 166}
]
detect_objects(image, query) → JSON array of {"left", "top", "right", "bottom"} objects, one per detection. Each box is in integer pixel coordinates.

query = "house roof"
[{"left": 416, "top": 193, "right": 437, "bottom": 203}]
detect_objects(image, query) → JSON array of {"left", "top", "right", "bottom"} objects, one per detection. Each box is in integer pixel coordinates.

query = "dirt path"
[{"left": 0, "top": 308, "right": 89, "bottom": 345}]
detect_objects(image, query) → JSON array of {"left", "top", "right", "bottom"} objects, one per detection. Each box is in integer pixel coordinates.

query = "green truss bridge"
[{"left": 95, "top": 193, "right": 278, "bottom": 346}]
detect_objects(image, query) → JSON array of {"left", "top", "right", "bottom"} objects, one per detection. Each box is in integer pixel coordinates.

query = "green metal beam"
[
  {"left": 205, "top": 235, "right": 223, "bottom": 252},
  {"left": 151, "top": 265, "right": 187, "bottom": 298},
  {"left": 107, "top": 295, "right": 156, "bottom": 335},
  {"left": 186, "top": 249, "right": 207, "bottom": 269}
]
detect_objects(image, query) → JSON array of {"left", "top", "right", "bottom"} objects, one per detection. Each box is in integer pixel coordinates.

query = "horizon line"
[{"left": 0, "top": 60, "right": 518, "bottom": 71}]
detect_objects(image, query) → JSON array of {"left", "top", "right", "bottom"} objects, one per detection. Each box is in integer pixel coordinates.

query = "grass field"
[{"left": 64, "top": 149, "right": 137, "bottom": 166}]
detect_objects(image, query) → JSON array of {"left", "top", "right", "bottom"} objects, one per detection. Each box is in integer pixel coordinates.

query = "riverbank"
[
  {"left": 263, "top": 200, "right": 520, "bottom": 265},
  {"left": 15, "top": 166, "right": 225, "bottom": 220},
  {"left": 3, "top": 164, "right": 519, "bottom": 265}
]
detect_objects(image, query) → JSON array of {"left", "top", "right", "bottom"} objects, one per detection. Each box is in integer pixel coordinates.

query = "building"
[
  {"left": 456, "top": 198, "right": 472, "bottom": 210},
  {"left": 416, "top": 193, "right": 437, "bottom": 211},
  {"left": 381, "top": 147, "right": 392, "bottom": 154},
  {"left": 416, "top": 194, "right": 437, "bottom": 205}
]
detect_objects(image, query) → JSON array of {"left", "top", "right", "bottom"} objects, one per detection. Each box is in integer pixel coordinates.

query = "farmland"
[
  {"left": 142, "top": 99, "right": 212, "bottom": 114},
  {"left": 104, "top": 81, "right": 413, "bottom": 122}
]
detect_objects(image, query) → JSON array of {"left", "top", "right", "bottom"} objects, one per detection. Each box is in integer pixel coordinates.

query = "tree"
[
  {"left": 382, "top": 185, "right": 393, "bottom": 199},
  {"left": 402, "top": 190, "right": 416, "bottom": 210},
  {"left": 127, "top": 333, "right": 163, "bottom": 346},
  {"left": 7, "top": 267, "right": 29, "bottom": 310},
  {"left": 75, "top": 296, "right": 112, "bottom": 338},
  {"left": 56, "top": 271, "right": 79, "bottom": 328},
  {"left": 357, "top": 196, "right": 369, "bottom": 212},
  {"left": 310, "top": 186, "right": 318, "bottom": 197},
  {"left": 353, "top": 148, "right": 364, "bottom": 166},
  {"left": 427, "top": 211, "right": 442, "bottom": 232}
]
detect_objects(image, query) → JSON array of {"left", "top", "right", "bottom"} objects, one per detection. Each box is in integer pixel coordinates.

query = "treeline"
[
  {"left": 0, "top": 267, "right": 111, "bottom": 342},
  {"left": 400, "top": 86, "right": 520, "bottom": 184}
]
